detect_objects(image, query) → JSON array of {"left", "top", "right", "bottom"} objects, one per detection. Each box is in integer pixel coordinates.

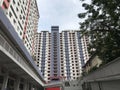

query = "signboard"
[{"left": 45, "top": 87, "right": 60, "bottom": 90}]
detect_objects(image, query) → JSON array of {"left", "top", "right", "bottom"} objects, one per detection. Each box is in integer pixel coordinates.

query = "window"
[
  {"left": 10, "top": 5, "right": 17, "bottom": 18},
  {"left": 13, "top": 0, "right": 15, "bottom": 4},
  {"left": 9, "top": 12, "right": 12, "bottom": 17},
  {"left": 22, "top": 16, "right": 25, "bottom": 20},
  {"left": 18, "top": 2, "right": 20, "bottom": 6},
  {"left": 65, "top": 82, "right": 70, "bottom": 87},
  {"left": 16, "top": 7, "right": 18, "bottom": 11},
  {"left": 2, "top": 2, "right": 7, "bottom": 9},
  {"left": 13, "top": 19, "right": 16, "bottom": 24},
  {"left": 48, "top": 78, "right": 50, "bottom": 80},
  {"left": 18, "top": 21, "right": 23, "bottom": 30},
  {"left": 20, "top": 31, "right": 22, "bottom": 35},
  {"left": 54, "top": 71, "right": 57, "bottom": 73},
  {"left": 54, "top": 74, "right": 57, "bottom": 76},
  {"left": 7, "top": 0, "right": 10, "bottom": 2}
]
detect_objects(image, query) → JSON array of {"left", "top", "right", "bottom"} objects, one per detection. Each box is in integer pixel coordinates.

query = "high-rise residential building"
[
  {"left": 35, "top": 31, "right": 51, "bottom": 82},
  {"left": 0, "top": 0, "right": 39, "bottom": 55},
  {"left": 60, "top": 30, "right": 89, "bottom": 80},
  {"left": 35, "top": 26, "right": 89, "bottom": 82}
]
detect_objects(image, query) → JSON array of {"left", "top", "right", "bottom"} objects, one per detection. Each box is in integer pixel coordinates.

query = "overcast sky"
[{"left": 37, "top": 0, "right": 89, "bottom": 32}]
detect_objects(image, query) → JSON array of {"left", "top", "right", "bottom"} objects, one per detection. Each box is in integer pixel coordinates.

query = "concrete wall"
[
  {"left": 83, "top": 80, "right": 120, "bottom": 90},
  {"left": 63, "top": 80, "right": 82, "bottom": 90},
  {"left": 81, "top": 57, "right": 120, "bottom": 90},
  {"left": 101, "top": 80, "right": 120, "bottom": 90}
]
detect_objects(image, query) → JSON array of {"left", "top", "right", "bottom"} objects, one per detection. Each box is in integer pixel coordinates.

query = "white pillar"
[
  {"left": 23, "top": 81, "right": 28, "bottom": 90},
  {"left": 33, "top": 85, "right": 37, "bottom": 90},
  {"left": 34, "top": 86, "right": 37, "bottom": 90},
  {"left": 2, "top": 73, "right": 9, "bottom": 90},
  {"left": 27, "top": 82, "right": 30, "bottom": 90},
  {"left": 31, "top": 84, "right": 34, "bottom": 90},
  {"left": 14, "top": 78, "right": 20, "bottom": 90},
  {"left": 28, "top": 83, "right": 31, "bottom": 90}
]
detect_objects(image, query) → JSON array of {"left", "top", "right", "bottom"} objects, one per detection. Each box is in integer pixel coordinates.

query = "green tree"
[{"left": 78, "top": 0, "right": 120, "bottom": 63}]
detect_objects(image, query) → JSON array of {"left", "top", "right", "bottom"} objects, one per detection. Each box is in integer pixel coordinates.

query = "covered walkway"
[{"left": 0, "top": 8, "right": 45, "bottom": 90}]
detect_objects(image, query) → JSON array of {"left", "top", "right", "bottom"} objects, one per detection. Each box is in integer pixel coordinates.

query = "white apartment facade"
[
  {"left": 35, "top": 31, "right": 51, "bottom": 82},
  {"left": 35, "top": 27, "right": 90, "bottom": 82},
  {"left": 0, "top": 0, "right": 39, "bottom": 55},
  {"left": 60, "top": 30, "right": 89, "bottom": 80}
]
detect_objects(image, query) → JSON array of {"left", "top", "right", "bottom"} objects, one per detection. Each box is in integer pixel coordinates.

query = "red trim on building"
[
  {"left": 31, "top": 28, "right": 37, "bottom": 55},
  {"left": 2, "top": 4, "right": 5, "bottom": 9},
  {"left": 23, "top": 0, "right": 31, "bottom": 40},
  {"left": 2, "top": 0, "right": 11, "bottom": 9},
  {"left": 4, "top": 0, "right": 9, "bottom": 7}
]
